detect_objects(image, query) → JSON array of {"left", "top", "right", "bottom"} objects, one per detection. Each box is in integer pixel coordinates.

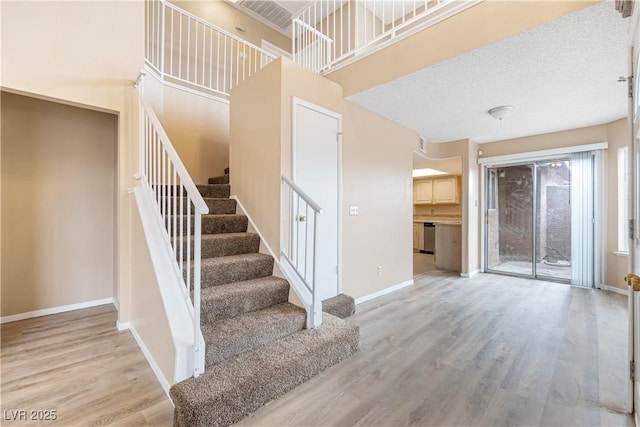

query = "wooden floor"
[
  {"left": 2, "top": 273, "right": 633, "bottom": 426},
  {"left": 238, "top": 272, "right": 633, "bottom": 426},
  {"left": 0, "top": 305, "right": 173, "bottom": 426}
]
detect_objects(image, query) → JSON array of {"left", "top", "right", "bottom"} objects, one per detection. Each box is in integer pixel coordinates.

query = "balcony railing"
[
  {"left": 146, "top": 0, "right": 277, "bottom": 99},
  {"left": 292, "top": 0, "right": 482, "bottom": 73}
]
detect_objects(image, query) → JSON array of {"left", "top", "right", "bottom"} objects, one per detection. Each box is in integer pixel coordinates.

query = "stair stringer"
[
  {"left": 131, "top": 186, "right": 205, "bottom": 388},
  {"left": 231, "top": 195, "right": 316, "bottom": 327}
]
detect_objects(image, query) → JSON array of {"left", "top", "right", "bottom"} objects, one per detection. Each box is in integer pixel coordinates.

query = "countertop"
[{"left": 413, "top": 216, "right": 462, "bottom": 225}]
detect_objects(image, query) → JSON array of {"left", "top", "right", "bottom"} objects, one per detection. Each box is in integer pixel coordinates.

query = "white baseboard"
[
  {"left": 0, "top": 297, "right": 115, "bottom": 324},
  {"left": 601, "top": 284, "right": 628, "bottom": 296},
  {"left": 355, "top": 279, "right": 414, "bottom": 305},
  {"left": 460, "top": 269, "right": 480, "bottom": 278},
  {"left": 117, "top": 321, "right": 172, "bottom": 399}
]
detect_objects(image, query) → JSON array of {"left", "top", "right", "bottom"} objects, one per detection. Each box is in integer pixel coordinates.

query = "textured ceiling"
[{"left": 349, "top": 1, "right": 629, "bottom": 144}]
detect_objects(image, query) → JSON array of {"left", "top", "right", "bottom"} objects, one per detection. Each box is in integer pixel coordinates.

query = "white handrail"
[
  {"left": 146, "top": 0, "right": 278, "bottom": 98},
  {"left": 292, "top": 0, "right": 482, "bottom": 74},
  {"left": 282, "top": 176, "right": 323, "bottom": 213},
  {"left": 137, "top": 75, "right": 208, "bottom": 377},
  {"left": 281, "top": 176, "right": 323, "bottom": 328}
]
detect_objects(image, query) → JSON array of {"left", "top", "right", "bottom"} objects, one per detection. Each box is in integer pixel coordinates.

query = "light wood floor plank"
[{"left": 1, "top": 305, "right": 173, "bottom": 426}]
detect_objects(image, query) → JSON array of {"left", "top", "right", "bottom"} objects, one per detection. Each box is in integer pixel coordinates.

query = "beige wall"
[
  {"left": 1, "top": 93, "right": 116, "bottom": 316},
  {"left": 128, "top": 199, "right": 176, "bottom": 384},
  {"left": 478, "top": 119, "right": 630, "bottom": 289},
  {"left": 328, "top": 0, "right": 595, "bottom": 96},
  {"left": 230, "top": 60, "right": 282, "bottom": 250},
  {"left": 160, "top": 85, "right": 230, "bottom": 184},
  {"left": 231, "top": 58, "right": 416, "bottom": 300},
  {"left": 605, "top": 119, "right": 631, "bottom": 290},
  {"left": 1, "top": 0, "right": 144, "bottom": 322},
  {"left": 479, "top": 124, "right": 609, "bottom": 158},
  {"left": 172, "top": 1, "right": 290, "bottom": 52},
  {"left": 425, "top": 139, "right": 478, "bottom": 274},
  {"left": 341, "top": 101, "right": 415, "bottom": 297}
]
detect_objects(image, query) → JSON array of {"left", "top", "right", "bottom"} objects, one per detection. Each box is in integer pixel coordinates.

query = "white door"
[{"left": 293, "top": 98, "right": 341, "bottom": 301}]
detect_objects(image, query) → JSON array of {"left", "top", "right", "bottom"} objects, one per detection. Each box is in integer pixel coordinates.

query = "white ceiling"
[{"left": 348, "top": 1, "right": 629, "bottom": 144}]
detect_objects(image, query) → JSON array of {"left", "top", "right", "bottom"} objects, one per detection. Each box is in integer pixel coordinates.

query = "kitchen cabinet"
[
  {"left": 433, "top": 177, "right": 460, "bottom": 204},
  {"left": 413, "top": 179, "right": 433, "bottom": 204},
  {"left": 413, "top": 223, "right": 424, "bottom": 251},
  {"left": 414, "top": 176, "right": 460, "bottom": 205},
  {"left": 435, "top": 224, "right": 461, "bottom": 272}
]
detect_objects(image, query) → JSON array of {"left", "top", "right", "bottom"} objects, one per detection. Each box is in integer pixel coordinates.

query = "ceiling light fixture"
[{"left": 488, "top": 105, "right": 515, "bottom": 121}]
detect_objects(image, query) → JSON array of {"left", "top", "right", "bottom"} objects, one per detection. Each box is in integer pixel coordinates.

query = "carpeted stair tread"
[
  {"left": 170, "top": 314, "right": 359, "bottom": 427},
  {"left": 322, "top": 293, "right": 356, "bottom": 319},
  {"left": 202, "top": 302, "right": 306, "bottom": 367},
  {"left": 176, "top": 214, "right": 248, "bottom": 235},
  {"left": 208, "top": 175, "right": 230, "bottom": 184},
  {"left": 197, "top": 184, "right": 230, "bottom": 199},
  {"left": 194, "top": 253, "right": 274, "bottom": 288},
  {"left": 200, "top": 276, "right": 290, "bottom": 324},
  {"left": 202, "top": 198, "right": 235, "bottom": 214},
  {"left": 183, "top": 233, "right": 259, "bottom": 260}
]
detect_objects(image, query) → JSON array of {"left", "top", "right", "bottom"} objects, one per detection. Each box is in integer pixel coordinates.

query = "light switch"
[{"left": 349, "top": 206, "right": 359, "bottom": 216}]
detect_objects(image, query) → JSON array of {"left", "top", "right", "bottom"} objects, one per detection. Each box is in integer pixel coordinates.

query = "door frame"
[
  {"left": 479, "top": 143, "right": 607, "bottom": 286},
  {"left": 291, "top": 96, "right": 343, "bottom": 296}
]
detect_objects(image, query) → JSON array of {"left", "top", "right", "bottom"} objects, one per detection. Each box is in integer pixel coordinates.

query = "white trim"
[
  {"left": 601, "top": 284, "right": 629, "bottom": 296},
  {"left": 117, "top": 322, "right": 173, "bottom": 400},
  {"left": 460, "top": 269, "right": 480, "bottom": 278},
  {"left": 0, "top": 297, "right": 115, "bottom": 324},
  {"left": 615, "top": 251, "right": 631, "bottom": 257},
  {"left": 112, "top": 298, "right": 120, "bottom": 311},
  {"left": 355, "top": 280, "right": 414, "bottom": 305},
  {"left": 144, "top": 65, "right": 230, "bottom": 105},
  {"left": 477, "top": 142, "right": 609, "bottom": 166},
  {"left": 261, "top": 40, "right": 291, "bottom": 60}
]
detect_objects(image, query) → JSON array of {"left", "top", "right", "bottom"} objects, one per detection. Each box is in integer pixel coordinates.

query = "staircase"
[{"left": 169, "top": 170, "right": 359, "bottom": 427}]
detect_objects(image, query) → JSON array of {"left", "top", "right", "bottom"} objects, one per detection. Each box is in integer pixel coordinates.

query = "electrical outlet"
[
  {"left": 377, "top": 265, "right": 383, "bottom": 276},
  {"left": 349, "top": 206, "right": 359, "bottom": 216}
]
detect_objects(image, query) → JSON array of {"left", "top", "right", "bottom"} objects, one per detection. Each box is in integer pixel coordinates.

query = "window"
[{"left": 618, "top": 146, "right": 630, "bottom": 253}]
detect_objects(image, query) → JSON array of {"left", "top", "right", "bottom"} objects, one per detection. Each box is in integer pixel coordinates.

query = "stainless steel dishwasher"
[{"left": 424, "top": 223, "right": 435, "bottom": 254}]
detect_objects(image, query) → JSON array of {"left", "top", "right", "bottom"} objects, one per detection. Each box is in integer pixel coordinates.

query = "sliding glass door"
[
  {"left": 486, "top": 164, "right": 535, "bottom": 277},
  {"left": 485, "top": 156, "right": 589, "bottom": 284}
]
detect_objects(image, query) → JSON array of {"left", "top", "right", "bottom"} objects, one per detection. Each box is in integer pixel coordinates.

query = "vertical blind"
[{"left": 570, "top": 151, "right": 595, "bottom": 287}]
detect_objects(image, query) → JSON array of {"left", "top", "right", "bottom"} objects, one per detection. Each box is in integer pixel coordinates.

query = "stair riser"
[
  {"left": 177, "top": 234, "right": 259, "bottom": 260},
  {"left": 161, "top": 198, "right": 237, "bottom": 215},
  {"left": 191, "top": 257, "right": 275, "bottom": 288},
  {"left": 200, "top": 280, "right": 289, "bottom": 324},
  {"left": 197, "top": 184, "right": 230, "bottom": 199},
  {"left": 152, "top": 185, "right": 230, "bottom": 199},
  {"left": 171, "top": 216, "right": 248, "bottom": 235},
  {"left": 208, "top": 175, "right": 230, "bottom": 184},
  {"left": 204, "top": 304, "right": 306, "bottom": 368}
]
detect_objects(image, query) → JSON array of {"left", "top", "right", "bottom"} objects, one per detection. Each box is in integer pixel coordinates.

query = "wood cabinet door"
[
  {"left": 433, "top": 177, "right": 457, "bottom": 204},
  {"left": 414, "top": 180, "right": 433, "bottom": 204}
]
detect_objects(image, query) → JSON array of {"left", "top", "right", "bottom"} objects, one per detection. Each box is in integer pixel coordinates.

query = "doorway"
[
  {"left": 484, "top": 154, "right": 596, "bottom": 285},
  {"left": 292, "top": 98, "right": 342, "bottom": 301}
]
